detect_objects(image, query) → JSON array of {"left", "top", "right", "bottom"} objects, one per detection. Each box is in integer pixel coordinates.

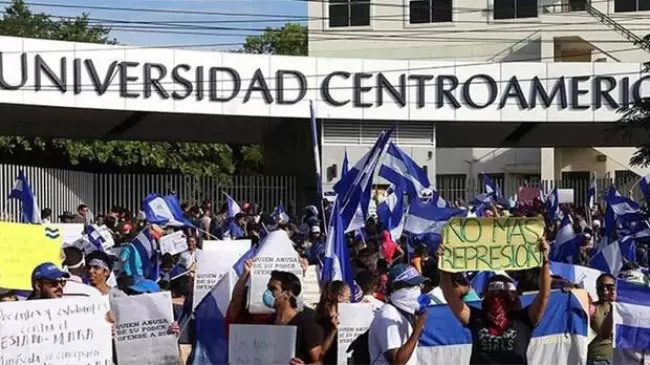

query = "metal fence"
[
  {"left": 435, "top": 175, "right": 643, "bottom": 206},
  {"left": 0, "top": 164, "right": 297, "bottom": 222}
]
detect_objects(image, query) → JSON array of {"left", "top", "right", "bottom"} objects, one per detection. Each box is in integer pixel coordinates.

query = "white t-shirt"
[
  {"left": 362, "top": 295, "right": 385, "bottom": 314},
  {"left": 368, "top": 304, "right": 417, "bottom": 365},
  {"left": 425, "top": 287, "right": 447, "bottom": 305}
]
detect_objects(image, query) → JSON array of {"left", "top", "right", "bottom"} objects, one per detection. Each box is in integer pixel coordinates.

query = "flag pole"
[{"left": 309, "top": 101, "right": 327, "bottom": 230}]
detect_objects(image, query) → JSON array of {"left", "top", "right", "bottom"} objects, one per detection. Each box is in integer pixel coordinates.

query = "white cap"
[{"left": 310, "top": 226, "right": 321, "bottom": 234}]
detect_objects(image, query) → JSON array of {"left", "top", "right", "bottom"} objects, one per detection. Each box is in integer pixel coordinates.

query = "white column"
[{"left": 540, "top": 148, "right": 556, "bottom": 181}]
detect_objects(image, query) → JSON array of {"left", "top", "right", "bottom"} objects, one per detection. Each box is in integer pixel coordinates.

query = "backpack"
[{"left": 346, "top": 304, "right": 414, "bottom": 365}]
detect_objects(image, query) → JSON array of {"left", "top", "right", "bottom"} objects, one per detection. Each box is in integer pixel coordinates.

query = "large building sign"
[{"left": 0, "top": 36, "right": 646, "bottom": 122}]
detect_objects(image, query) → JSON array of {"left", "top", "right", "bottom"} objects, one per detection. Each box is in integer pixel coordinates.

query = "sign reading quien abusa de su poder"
[
  {"left": 0, "top": 50, "right": 648, "bottom": 111},
  {"left": 439, "top": 217, "right": 545, "bottom": 272}
]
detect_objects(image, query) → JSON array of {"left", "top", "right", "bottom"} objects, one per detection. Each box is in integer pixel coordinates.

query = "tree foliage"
[
  {"left": 0, "top": 0, "right": 261, "bottom": 176},
  {"left": 242, "top": 23, "right": 308, "bottom": 56},
  {"left": 612, "top": 36, "right": 650, "bottom": 167}
]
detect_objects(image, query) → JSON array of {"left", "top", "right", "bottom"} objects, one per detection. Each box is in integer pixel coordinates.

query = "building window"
[
  {"left": 409, "top": 0, "right": 453, "bottom": 24},
  {"left": 494, "top": 0, "right": 538, "bottom": 20},
  {"left": 614, "top": 0, "right": 650, "bottom": 12},
  {"left": 329, "top": 0, "right": 371, "bottom": 28},
  {"left": 436, "top": 174, "right": 466, "bottom": 202}
]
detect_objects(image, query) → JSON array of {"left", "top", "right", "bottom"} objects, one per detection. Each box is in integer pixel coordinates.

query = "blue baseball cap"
[
  {"left": 129, "top": 277, "right": 160, "bottom": 294},
  {"left": 388, "top": 264, "right": 429, "bottom": 287},
  {"left": 32, "top": 262, "right": 70, "bottom": 282}
]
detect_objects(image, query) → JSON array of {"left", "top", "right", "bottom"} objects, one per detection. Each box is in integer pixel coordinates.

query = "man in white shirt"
[
  {"left": 356, "top": 270, "right": 385, "bottom": 314},
  {"left": 368, "top": 264, "right": 428, "bottom": 365}
]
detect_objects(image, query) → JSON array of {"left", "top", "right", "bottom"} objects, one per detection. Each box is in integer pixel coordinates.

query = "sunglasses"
[{"left": 43, "top": 279, "right": 67, "bottom": 287}]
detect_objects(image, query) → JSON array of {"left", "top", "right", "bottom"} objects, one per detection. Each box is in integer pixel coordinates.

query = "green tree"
[
  {"left": 0, "top": 0, "right": 261, "bottom": 176},
  {"left": 242, "top": 23, "right": 308, "bottom": 56},
  {"left": 612, "top": 41, "right": 650, "bottom": 168}
]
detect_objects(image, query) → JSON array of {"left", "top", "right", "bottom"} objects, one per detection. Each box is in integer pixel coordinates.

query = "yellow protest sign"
[
  {"left": 439, "top": 217, "right": 545, "bottom": 273},
  {"left": 0, "top": 223, "right": 62, "bottom": 290}
]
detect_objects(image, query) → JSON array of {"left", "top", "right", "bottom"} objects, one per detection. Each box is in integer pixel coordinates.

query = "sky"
[{"left": 20, "top": 0, "right": 307, "bottom": 50}]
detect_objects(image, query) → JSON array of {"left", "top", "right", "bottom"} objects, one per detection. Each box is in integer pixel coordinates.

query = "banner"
[
  {"left": 440, "top": 217, "right": 545, "bottom": 272},
  {"left": 0, "top": 296, "right": 112, "bottom": 364},
  {"left": 112, "top": 291, "right": 179, "bottom": 365},
  {"left": 193, "top": 242, "right": 249, "bottom": 309},
  {"left": 337, "top": 303, "right": 374, "bottom": 365},
  {"left": 0, "top": 222, "right": 62, "bottom": 290}
]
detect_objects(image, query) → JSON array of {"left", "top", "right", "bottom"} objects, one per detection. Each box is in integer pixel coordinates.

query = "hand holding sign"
[{"left": 439, "top": 217, "right": 545, "bottom": 272}]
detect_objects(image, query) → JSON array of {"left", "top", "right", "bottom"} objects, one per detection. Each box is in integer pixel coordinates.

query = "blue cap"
[
  {"left": 32, "top": 262, "right": 70, "bottom": 282},
  {"left": 388, "top": 264, "right": 429, "bottom": 287},
  {"left": 129, "top": 278, "right": 160, "bottom": 294}
]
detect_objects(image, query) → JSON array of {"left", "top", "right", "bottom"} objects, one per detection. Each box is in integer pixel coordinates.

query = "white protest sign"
[
  {"left": 302, "top": 265, "right": 321, "bottom": 308},
  {"left": 193, "top": 242, "right": 250, "bottom": 309},
  {"left": 0, "top": 296, "right": 112, "bottom": 364},
  {"left": 201, "top": 240, "right": 221, "bottom": 250},
  {"left": 159, "top": 231, "right": 188, "bottom": 255},
  {"left": 49, "top": 223, "right": 85, "bottom": 247},
  {"left": 63, "top": 281, "right": 102, "bottom": 297},
  {"left": 337, "top": 303, "right": 374, "bottom": 365},
  {"left": 248, "top": 230, "right": 304, "bottom": 314},
  {"left": 97, "top": 225, "right": 115, "bottom": 250},
  {"left": 112, "top": 291, "right": 179, "bottom": 365},
  {"left": 558, "top": 189, "right": 575, "bottom": 204},
  {"left": 229, "top": 324, "right": 296, "bottom": 365}
]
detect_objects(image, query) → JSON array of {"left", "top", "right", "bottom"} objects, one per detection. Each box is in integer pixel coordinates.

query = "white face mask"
[{"left": 390, "top": 286, "right": 422, "bottom": 314}]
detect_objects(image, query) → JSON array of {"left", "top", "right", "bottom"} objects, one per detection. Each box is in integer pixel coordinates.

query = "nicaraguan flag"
[
  {"left": 549, "top": 261, "right": 603, "bottom": 299},
  {"left": 587, "top": 177, "right": 597, "bottom": 209},
  {"left": 589, "top": 236, "right": 637, "bottom": 276},
  {"left": 640, "top": 174, "right": 650, "bottom": 202},
  {"left": 545, "top": 188, "right": 559, "bottom": 222},
  {"left": 378, "top": 142, "right": 431, "bottom": 198},
  {"left": 376, "top": 183, "right": 405, "bottom": 242},
  {"left": 223, "top": 192, "right": 241, "bottom": 218},
  {"left": 131, "top": 228, "right": 158, "bottom": 280},
  {"left": 272, "top": 202, "right": 290, "bottom": 224},
  {"left": 86, "top": 224, "right": 106, "bottom": 252},
  {"left": 321, "top": 199, "right": 356, "bottom": 298},
  {"left": 417, "top": 291, "right": 589, "bottom": 365},
  {"left": 341, "top": 149, "right": 349, "bottom": 178},
  {"left": 550, "top": 215, "right": 582, "bottom": 264},
  {"left": 613, "top": 280, "right": 650, "bottom": 351},
  {"left": 333, "top": 129, "right": 392, "bottom": 233},
  {"left": 404, "top": 199, "right": 467, "bottom": 236},
  {"left": 8, "top": 169, "right": 41, "bottom": 224},
  {"left": 142, "top": 193, "right": 194, "bottom": 228},
  {"left": 191, "top": 272, "right": 233, "bottom": 365}
]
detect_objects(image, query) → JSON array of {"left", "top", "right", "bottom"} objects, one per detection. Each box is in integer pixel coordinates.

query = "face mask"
[
  {"left": 390, "top": 286, "right": 422, "bottom": 314},
  {"left": 262, "top": 289, "right": 277, "bottom": 309}
]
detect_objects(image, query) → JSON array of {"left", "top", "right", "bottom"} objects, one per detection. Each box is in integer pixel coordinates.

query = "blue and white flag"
[
  {"left": 640, "top": 174, "right": 650, "bottom": 202},
  {"left": 418, "top": 291, "right": 589, "bottom": 365},
  {"left": 341, "top": 149, "right": 349, "bottom": 178},
  {"left": 614, "top": 280, "right": 650, "bottom": 351},
  {"left": 191, "top": 272, "right": 233, "bottom": 365},
  {"left": 590, "top": 236, "right": 637, "bottom": 276},
  {"left": 333, "top": 129, "right": 392, "bottom": 233},
  {"left": 86, "top": 224, "right": 106, "bottom": 252},
  {"left": 587, "top": 177, "right": 597, "bottom": 209},
  {"left": 404, "top": 200, "right": 467, "bottom": 236},
  {"left": 272, "top": 202, "right": 290, "bottom": 224},
  {"left": 142, "top": 193, "right": 194, "bottom": 228},
  {"left": 130, "top": 228, "right": 158, "bottom": 280},
  {"left": 223, "top": 193, "right": 241, "bottom": 218},
  {"left": 550, "top": 215, "right": 582, "bottom": 264},
  {"left": 8, "top": 169, "right": 41, "bottom": 224},
  {"left": 378, "top": 142, "right": 430, "bottom": 198},
  {"left": 321, "top": 199, "right": 356, "bottom": 298},
  {"left": 549, "top": 261, "right": 603, "bottom": 299},
  {"left": 376, "top": 183, "right": 405, "bottom": 242},
  {"left": 545, "top": 188, "right": 559, "bottom": 222}
]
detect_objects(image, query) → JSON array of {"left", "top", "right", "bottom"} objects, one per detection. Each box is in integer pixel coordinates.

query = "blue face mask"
[{"left": 262, "top": 289, "right": 277, "bottom": 309}]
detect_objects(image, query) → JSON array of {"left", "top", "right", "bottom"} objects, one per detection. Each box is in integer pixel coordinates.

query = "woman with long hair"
[
  {"left": 439, "top": 237, "right": 551, "bottom": 365},
  {"left": 315, "top": 280, "right": 351, "bottom": 365}
]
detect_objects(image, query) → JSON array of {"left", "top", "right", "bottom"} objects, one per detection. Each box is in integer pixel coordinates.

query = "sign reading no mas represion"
[{"left": 439, "top": 217, "right": 545, "bottom": 272}]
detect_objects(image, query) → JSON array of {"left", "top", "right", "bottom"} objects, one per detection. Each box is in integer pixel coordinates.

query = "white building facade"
[{"left": 308, "top": 0, "right": 650, "bottom": 201}]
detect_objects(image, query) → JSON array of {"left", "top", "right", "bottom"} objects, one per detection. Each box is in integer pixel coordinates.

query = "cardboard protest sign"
[
  {"left": 337, "top": 303, "right": 374, "bottom": 365},
  {"left": 159, "top": 231, "right": 188, "bottom": 255},
  {"left": 0, "top": 296, "right": 112, "bottom": 364},
  {"left": 229, "top": 324, "right": 296, "bottom": 365},
  {"left": 193, "top": 243, "right": 249, "bottom": 309},
  {"left": 439, "top": 217, "right": 545, "bottom": 272},
  {"left": 0, "top": 223, "right": 62, "bottom": 290},
  {"left": 112, "top": 292, "right": 180, "bottom": 365},
  {"left": 248, "top": 230, "right": 304, "bottom": 314}
]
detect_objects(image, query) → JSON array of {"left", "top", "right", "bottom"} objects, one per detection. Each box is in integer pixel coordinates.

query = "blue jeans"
[{"left": 587, "top": 360, "right": 611, "bottom": 365}]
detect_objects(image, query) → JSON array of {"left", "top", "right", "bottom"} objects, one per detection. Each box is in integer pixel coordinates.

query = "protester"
[
  {"left": 587, "top": 273, "right": 616, "bottom": 365},
  {"left": 0, "top": 288, "right": 18, "bottom": 302},
  {"left": 85, "top": 250, "right": 119, "bottom": 296},
  {"left": 315, "top": 280, "right": 350, "bottom": 364},
  {"left": 28, "top": 262, "right": 70, "bottom": 300},
  {"left": 62, "top": 246, "right": 85, "bottom": 282},
  {"left": 380, "top": 229, "right": 404, "bottom": 266},
  {"left": 355, "top": 270, "right": 385, "bottom": 313},
  {"left": 368, "top": 264, "right": 429, "bottom": 365},
  {"left": 439, "top": 237, "right": 551, "bottom": 365},
  {"left": 264, "top": 270, "right": 324, "bottom": 365}
]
